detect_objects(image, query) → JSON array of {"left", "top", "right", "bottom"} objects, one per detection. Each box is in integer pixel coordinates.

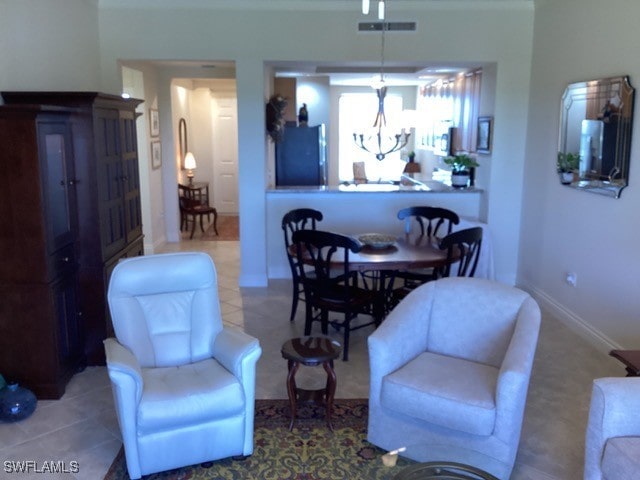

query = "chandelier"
[{"left": 353, "top": 3, "right": 411, "bottom": 161}]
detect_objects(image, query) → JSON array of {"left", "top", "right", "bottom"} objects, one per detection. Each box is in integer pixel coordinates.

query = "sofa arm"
[
  {"left": 495, "top": 297, "right": 540, "bottom": 442},
  {"left": 103, "top": 338, "right": 144, "bottom": 478},
  {"left": 212, "top": 327, "right": 262, "bottom": 456},
  {"left": 212, "top": 327, "right": 262, "bottom": 380},
  {"left": 585, "top": 377, "right": 640, "bottom": 480},
  {"left": 104, "top": 338, "right": 143, "bottom": 403}
]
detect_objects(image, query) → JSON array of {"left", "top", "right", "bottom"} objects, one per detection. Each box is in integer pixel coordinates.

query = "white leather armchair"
[
  {"left": 585, "top": 377, "right": 640, "bottom": 480},
  {"left": 368, "top": 277, "right": 540, "bottom": 480},
  {"left": 104, "top": 252, "right": 262, "bottom": 479}
]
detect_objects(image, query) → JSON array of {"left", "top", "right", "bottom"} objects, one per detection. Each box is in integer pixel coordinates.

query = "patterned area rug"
[{"left": 103, "top": 399, "right": 414, "bottom": 480}]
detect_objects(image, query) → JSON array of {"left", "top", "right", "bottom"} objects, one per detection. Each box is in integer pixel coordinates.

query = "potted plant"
[
  {"left": 557, "top": 152, "right": 580, "bottom": 185},
  {"left": 444, "top": 153, "right": 479, "bottom": 188}
]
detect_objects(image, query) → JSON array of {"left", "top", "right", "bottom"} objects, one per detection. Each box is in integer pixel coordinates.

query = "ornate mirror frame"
[{"left": 558, "top": 75, "right": 635, "bottom": 198}]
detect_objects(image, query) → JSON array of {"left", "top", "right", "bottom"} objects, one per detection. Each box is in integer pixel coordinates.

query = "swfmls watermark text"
[{"left": 4, "top": 460, "right": 80, "bottom": 474}]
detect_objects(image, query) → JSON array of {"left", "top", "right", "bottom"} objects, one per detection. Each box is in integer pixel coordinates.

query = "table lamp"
[
  {"left": 184, "top": 152, "right": 196, "bottom": 185},
  {"left": 403, "top": 161, "right": 421, "bottom": 175}
]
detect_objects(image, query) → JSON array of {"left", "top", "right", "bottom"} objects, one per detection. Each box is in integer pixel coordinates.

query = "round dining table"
[
  {"left": 345, "top": 233, "right": 452, "bottom": 272},
  {"left": 289, "top": 233, "right": 453, "bottom": 272}
]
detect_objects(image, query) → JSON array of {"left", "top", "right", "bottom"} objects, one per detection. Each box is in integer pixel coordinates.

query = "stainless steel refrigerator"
[{"left": 275, "top": 124, "right": 327, "bottom": 186}]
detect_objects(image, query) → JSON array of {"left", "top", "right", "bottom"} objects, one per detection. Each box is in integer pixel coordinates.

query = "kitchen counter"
[{"left": 268, "top": 180, "right": 483, "bottom": 194}]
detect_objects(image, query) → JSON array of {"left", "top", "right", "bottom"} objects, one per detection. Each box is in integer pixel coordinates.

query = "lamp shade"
[
  {"left": 184, "top": 152, "right": 197, "bottom": 170},
  {"left": 403, "top": 161, "right": 421, "bottom": 174}
]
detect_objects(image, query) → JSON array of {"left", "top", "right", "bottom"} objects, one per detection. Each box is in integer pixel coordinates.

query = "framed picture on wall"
[
  {"left": 151, "top": 141, "right": 162, "bottom": 169},
  {"left": 149, "top": 108, "right": 160, "bottom": 137},
  {"left": 477, "top": 116, "right": 493, "bottom": 154}
]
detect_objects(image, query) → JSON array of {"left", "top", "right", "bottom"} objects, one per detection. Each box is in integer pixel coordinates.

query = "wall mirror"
[{"left": 558, "top": 75, "right": 635, "bottom": 198}]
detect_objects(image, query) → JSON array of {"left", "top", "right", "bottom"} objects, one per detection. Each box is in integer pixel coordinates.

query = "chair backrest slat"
[
  {"left": 438, "top": 227, "right": 483, "bottom": 278},
  {"left": 282, "top": 208, "right": 323, "bottom": 249},
  {"left": 398, "top": 206, "right": 460, "bottom": 238},
  {"left": 291, "top": 229, "right": 361, "bottom": 299}
]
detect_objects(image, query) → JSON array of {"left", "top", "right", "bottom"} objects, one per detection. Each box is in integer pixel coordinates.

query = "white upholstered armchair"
[
  {"left": 585, "top": 377, "right": 640, "bottom": 480},
  {"left": 368, "top": 277, "right": 541, "bottom": 479},
  {"left": 104, "top": 252, "right": 262, "bottom": 479}
]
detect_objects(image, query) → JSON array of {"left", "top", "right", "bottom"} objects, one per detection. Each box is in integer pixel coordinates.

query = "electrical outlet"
[{"left": 565, "top": 272, "right": 577, "bottom": 287}]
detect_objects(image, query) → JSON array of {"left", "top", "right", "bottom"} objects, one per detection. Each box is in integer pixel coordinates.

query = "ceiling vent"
[{"left": 358, "top": 21, "right": 416, "bottom": 32}]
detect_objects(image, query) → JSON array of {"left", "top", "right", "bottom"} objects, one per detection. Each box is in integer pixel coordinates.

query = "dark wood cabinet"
[
  {"left": 0, "top": 106, "right": 84, "bottom": 399},
  {"left": 0, "top": 92, "right": 145, "bottom": 396}
]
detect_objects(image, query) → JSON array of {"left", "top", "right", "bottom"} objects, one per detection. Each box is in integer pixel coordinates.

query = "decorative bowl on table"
[{"left": 358, "top": 233, "right": 397, "bottom": 249}]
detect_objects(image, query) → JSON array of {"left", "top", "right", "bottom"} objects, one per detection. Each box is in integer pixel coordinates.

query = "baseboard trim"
[
  {"left": 518, "top": 281, "right": 621, "bottom": 355},
  {"left": 239, "top": 273, "right": 268, "bottom": 288}
]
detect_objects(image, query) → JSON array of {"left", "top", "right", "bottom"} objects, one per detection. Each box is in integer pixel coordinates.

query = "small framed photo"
[
  {"left": 149, "top": 108, "right": 160, "bottom": 137},
  {"left": 151, "top": 141, "right": 162, "bottom": 169},
  {"left": 476, "top": 116, "right": 493, "bottom": 154}
]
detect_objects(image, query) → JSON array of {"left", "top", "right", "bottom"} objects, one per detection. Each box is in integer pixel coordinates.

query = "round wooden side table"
[{"left": 280, "top": 336, "right": 342, "bottom": 431}]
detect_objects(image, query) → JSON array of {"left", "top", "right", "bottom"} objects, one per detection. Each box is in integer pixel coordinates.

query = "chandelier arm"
[{"left": 352, "top": 10, "right": 412, "bottom": 162}]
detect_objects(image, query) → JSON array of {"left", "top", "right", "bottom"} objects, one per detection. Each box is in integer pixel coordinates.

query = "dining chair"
[
  {"left": 398, "top": 206, "right": 461, "bottom": 237},
  {"left": 387, "top": 206, "right": 460, "bottom": 308},
  {"left": 281, "top": 208, "right": 324, "bottom": 322},
  {"left": 437, "top": 226, "right": 483, "bottom": 278},
  {"left": 291, "top": 229, "right": 383, "bottom": 361},
  {"left": 178, "top": 183, "right": 218, "bottom": 239},
  {"left": 391, "top": 226, "right": 483, "bottom": 306}
]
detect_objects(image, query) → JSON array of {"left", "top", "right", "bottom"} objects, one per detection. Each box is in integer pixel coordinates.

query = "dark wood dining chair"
[
  {"left": 178, "top": 184, "right": 218, "bottom": 239},
  {"left": 281, "top": 208, "right": 323, "bottom": 322},
  {"left": 390, "top": 226, "right": 483, "bottom": 306},
  {"left": 388, "top": 206, "right": 460, "bottom": 305},
  {"left": 398, "top": 206, "right": 460, "bottom": 238},
  {"left": 437, "top": 226, "right": 483, "bottom": 278},
  {"left": 292, "top": 229, "right": 383, "bottom": 361}
]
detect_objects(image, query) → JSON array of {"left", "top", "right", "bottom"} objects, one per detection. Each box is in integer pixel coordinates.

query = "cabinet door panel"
[
  {"left": 53, "top": 273, "right": 81, "bottom": 364},
  {"left": 95, "top": 109, "right": 127, "bottom": 259},
  {"left": 120, "top": 111, "right": 143, "bottom": 241},
  {"left": 38, "top": 122, "right": 77, "bottom": 253}
]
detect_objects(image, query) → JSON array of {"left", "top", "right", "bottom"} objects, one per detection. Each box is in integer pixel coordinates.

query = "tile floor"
[{"left": 0, "top": 239, "right": 623, "bottom": 479}]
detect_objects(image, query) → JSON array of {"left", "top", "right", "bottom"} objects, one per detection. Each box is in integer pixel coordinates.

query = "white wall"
[
  {"left": 296, "top": 76, "right": 330, "bottom": 129},
  {"left": 521, "top": 0, "right": 640, "bottom": 351},
  {"left": 122, "top": 62, "right": 165, "bottom": 253},
  {"left": 0, "top": 0, "right": 100, "bottom": 93}
]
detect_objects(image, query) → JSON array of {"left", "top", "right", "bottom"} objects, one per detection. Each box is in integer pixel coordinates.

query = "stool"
[{"left": 281, "top": 336, "right": 342, "bottom": 431}]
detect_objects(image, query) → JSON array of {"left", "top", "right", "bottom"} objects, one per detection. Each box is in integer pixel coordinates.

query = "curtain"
[{"left": 420, "top": 69, "right": 482, "bottom": 154}]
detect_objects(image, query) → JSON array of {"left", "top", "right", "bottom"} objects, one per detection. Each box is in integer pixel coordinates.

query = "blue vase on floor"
[{"left": 0, "top": 383, "right": 37, "bottom": 422}]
